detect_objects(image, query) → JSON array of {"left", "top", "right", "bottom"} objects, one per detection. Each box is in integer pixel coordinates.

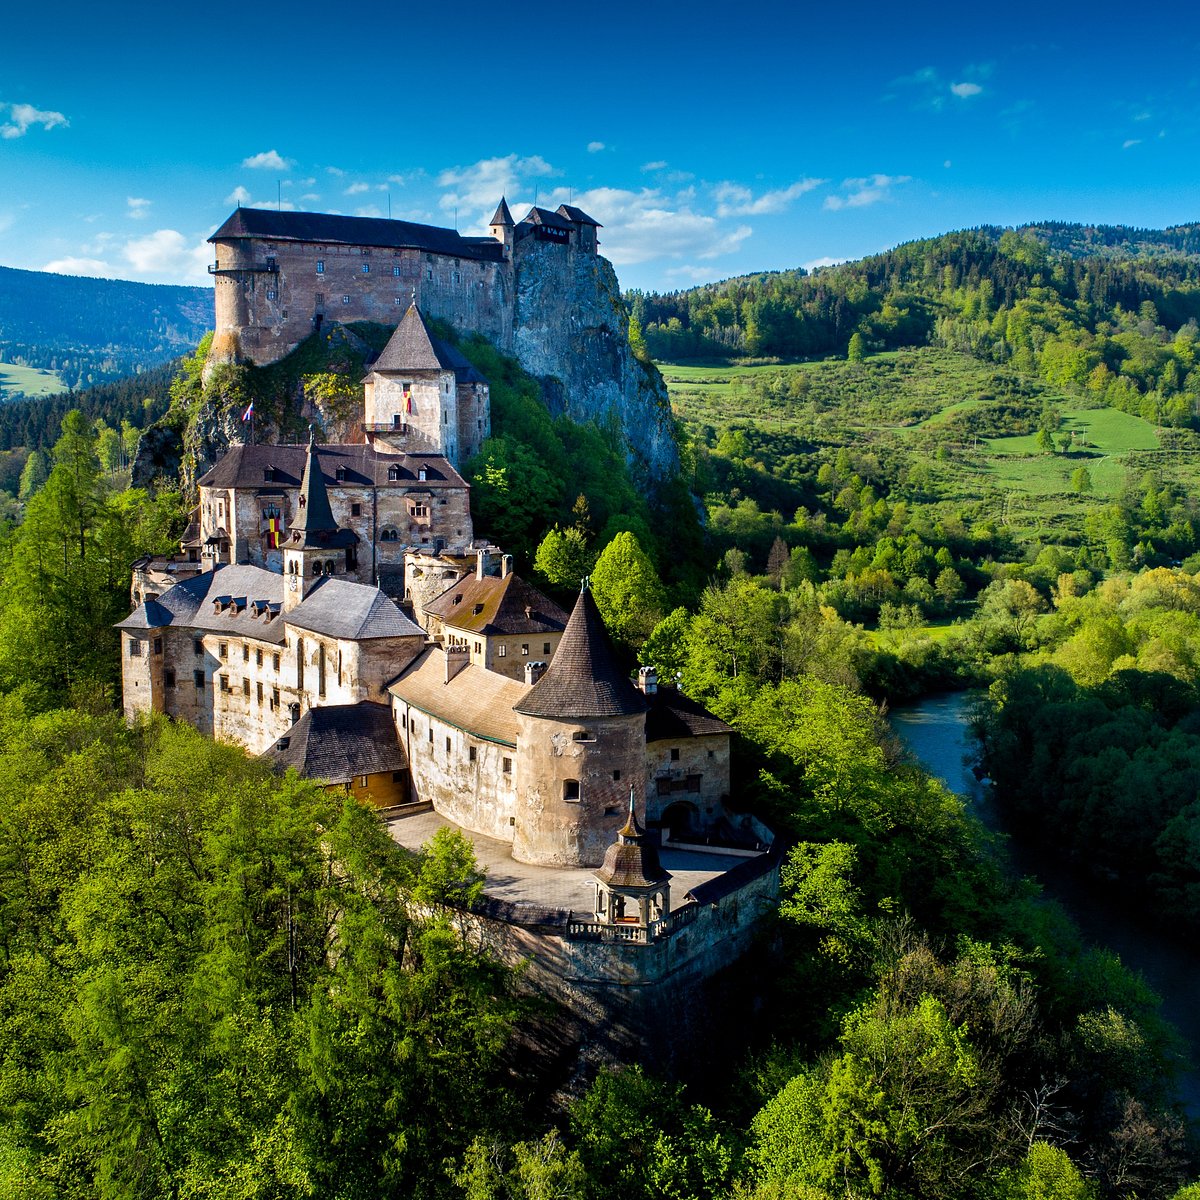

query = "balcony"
[{"left": 208, "top": 260, "right": 279, "bottom": 275}]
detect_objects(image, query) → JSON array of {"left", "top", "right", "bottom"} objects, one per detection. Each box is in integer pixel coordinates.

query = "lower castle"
[{"left": 120, "top": 305, "right": 777, "bottom": 1073}]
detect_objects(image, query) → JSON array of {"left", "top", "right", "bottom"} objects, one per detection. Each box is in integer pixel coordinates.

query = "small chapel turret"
[
  {"left": 593, "top": 789, "right": 671, "bottom": 928},
  {"left": 282, "top": 433, "right": 359, "bottom": 611}
]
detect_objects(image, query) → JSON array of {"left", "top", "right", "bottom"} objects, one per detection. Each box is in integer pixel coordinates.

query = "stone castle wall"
[{"left": 212, "top": 239, "right": 513, "bottom": 366}]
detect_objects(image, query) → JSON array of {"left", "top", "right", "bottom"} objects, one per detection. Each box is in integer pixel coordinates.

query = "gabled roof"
[
  {"left": 489, "top": 197, "right": 514, "bottom": 227},
  {"left": 556, "top": 204, "right": 602, "bottom": 227},
  {"left": 114, "top": 564, "right": 287, "bottom": 645},
  {"left": 197, "top": 443, "right": 468, "bottom": 491},
  {"left": 424, "top": 571, "right": 569, "bottom": 636},
  {"left": 645, "top": 688, "right": 733, "bottom": 741},
  {"left": 520, "top": 206, "right": 575, "bottom": 231},
  {"left": 208, "top": 207, "right": 504, "bottom": 262},
  {"left": 263, "top": 701, "right": 407, "bottom": 784},
  {"left": 369, "top": 305, "right": 489, "bottom": 384},
  {"left": 389, "top": 647, "right": 525, "bottom": 746},
  {"left": 286, "top": 577, "right": 425, "bottom": 641},
  {"left": 513, "top": 588, "right": 646, "bottom": 720}
]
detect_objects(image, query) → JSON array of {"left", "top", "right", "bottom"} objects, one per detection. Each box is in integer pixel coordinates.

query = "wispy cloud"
[
  {"left": 437, "top": 153, "right": 557, "bottom": 216},
  {"left": 641, "top": 160, "right": 668, "bottom": 172},
  {"left": 714, "top": 178, "right": 825, "bottom": 216},
  {"left": 1123, "top": 138, "right": 1143, "bottom": 149},
  {"left": 126, "top": 197, "right": 152, "bottom": 219},
  {"left": 950, "top": 81, "right": 983, "bottom": 98},
  {"left": 587, "top": 141, "right": 606, "bottom": 153},
  {"left": 824, "top": 173, "right": 912, "bottom": 210},
  {"left": 42, "top": 256, "right": 111, "bottom": 277},
  {"left": 242, "top": 149, "right": 292, "bottom": 170},
  {"left": 803, "top": 255, "right": 850, "bottom": 270},
  {"left": 887, "top": 66, "right": 990, "bottom": 110},
  {"left": 344, "top": 182, "right": 370, "bottom": 195},
  {"left": 1, "top": 101, "right": 68, "bottom": 139}
]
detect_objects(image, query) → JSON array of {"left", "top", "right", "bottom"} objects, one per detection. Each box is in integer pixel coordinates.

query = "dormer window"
[
  {"left": 387, "top": 465, "right": 401, "bottom": 482},
  {"left": 473, "top": 604, "right": 484, "bottom": 615},
  {"left": 335, "top": 467, "right": 346, "bottom": 482},
  {"left": 263, "top": 467, "right": 274, "bottom": 483},
  {"left": 417, "top": 467, "right": 428, "bottom": 481},
  {"left": 452, "top": 593, "right": 463, "bottom": 604}
]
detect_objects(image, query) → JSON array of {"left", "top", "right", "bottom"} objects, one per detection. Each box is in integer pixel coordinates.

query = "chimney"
[
  {"left": 445, "top": 644, "right": 470, "bottom": 683},
  {"left": 638, "top": 665, "right": 658, "bottom": 695},
  {"left": 476, "top": 548, "right": 488, "bottom": 580},
  {"left": 501, "top": 554, "right": 513, "bottom": 578},
  {"left": 524, "top": 660, "right": 548, "bottom": 685}
]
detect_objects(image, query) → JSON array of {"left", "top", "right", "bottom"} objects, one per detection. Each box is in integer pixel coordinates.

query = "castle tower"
[
  {"left": 593, "top": 789, "right": 671, "bottom": 928},
  {"left": 512, "top": 583, "right": 647, "bottom": 867},
  {"left": 363, "top": 302, "right": 461, "bottom": 464},
  {"left": 489, "top": 197, "right": 514, "bottom": 259},
  {"left": 282, "top": 433, "right": 358, "bottom": 611}
]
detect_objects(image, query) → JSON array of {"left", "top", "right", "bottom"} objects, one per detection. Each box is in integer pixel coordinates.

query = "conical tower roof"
[
  {"left": 595, "top": 790, "right": 669, "bottom": 889},
  {"left": 514, "top": 586, "right": 646, "bottom": 719},
  {"left": 372, "top": 302, "right": 444, "bottom": 372},
  {"left": 489, "top": 197, "right": 514, "bottom": 227},
  {"left": 289, "top": 432, "right": 341, "bottom": 547}
]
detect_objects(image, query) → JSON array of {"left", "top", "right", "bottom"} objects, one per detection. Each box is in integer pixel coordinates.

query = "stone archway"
[{"left": 661, "top": 801, "right": 700, "bottom": 842}]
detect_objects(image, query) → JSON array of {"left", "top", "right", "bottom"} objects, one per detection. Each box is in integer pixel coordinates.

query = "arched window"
[{"left": 380, "top": 527, "right": 400, "bottom": 543}]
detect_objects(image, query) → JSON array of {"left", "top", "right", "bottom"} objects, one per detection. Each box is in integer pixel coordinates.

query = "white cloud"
[
  {"left": 326, "top": 165, "right": 345, "bottom": 177},
  {"left": 803, "top": 256, "right": 849, "bottom": 271},
  {"left": 300, "top": 193, "right": 320, "bottom": 202},
  {"left": 437, "top": 153, "right": 557, "bottom": 216},
  {"left": 663, "top": 265, "right": 720, "bottom": 283},
  {"left": 242, "top": 149, "right": 292, "bottom": 170},
  {"left": 538, "top": 184, "right": 752, "bottom": 266},
  {"left": 641, "top": 160, "right": 668, "bottom": 172},
  {"left": 122, "top": 228, "right": 211, "bottom": 284},
  {"left": 1123, "top": 138, "right": 1142, "bottom": 149},
  {"left": 354, "top": 205, "right": 384, "bottom": 218},
  {"left": 344, "top": 182, "right": 370, "bottom": 195},
  {"left": 42, "top": 256, "right": 112, "bottom": 277},
  {"left": 126, "top": 197, "right": 152, "bottom": 219},
  {"left": 1, "top": 101, "right": 68, "bottom": 139},
  {"left": 587, "top": 141, "right": 606, "bottom": 153},
  {"left": 824, "top": 173, "right": 912, "bottom": 210},
  {"left": 714, "top": 178, "right": 825, "bottom": 216},
  {"left": 950, "top": 81, "right": 983, "bottom": 98},
  {"left": 225, "top": 185, "right": 252, "bottom": 205}
]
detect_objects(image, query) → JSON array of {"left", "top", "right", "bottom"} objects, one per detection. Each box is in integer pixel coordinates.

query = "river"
[{"left": 890, "top": 691, "right": 1200, "bottom": 1118}]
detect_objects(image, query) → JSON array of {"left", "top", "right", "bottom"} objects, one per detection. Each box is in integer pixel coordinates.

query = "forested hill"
[
  {"left": 632, "top": 223, "right": 1200, "bottom": 425},
  {"left": 0, "top": 265, "right": 211, "bottom": 390}
]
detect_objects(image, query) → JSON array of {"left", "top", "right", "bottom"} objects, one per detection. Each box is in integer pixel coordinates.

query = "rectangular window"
[
  {"left": 360, "top": 775, "right": 368, "bottom": 787},
  {"left": 361, "top": 264, "right": 370, "bottom": 274},
  {"left": 612, "top": 769, "right": 621, "bottom": 781},
  {"left": 219, "top": 641, "right": 228, "bottom": 659},
  {"left": 350, "top": 503, "right": 361, "bottom": 517},
  {"left": 469, "top": 745, "right": 477, "bottom": 763},
  {"left": 686, "top": 774, "right": 702, "bottom": 792},
  {"left": 656, "top": 778, "right": 672, "bottom": 797},
  {"left": 426, "top": 267, "right": 432, "bottom": 280},
  {"left": 242, "top": 678, "right": 250, "bottom": 697},
  {"left": 316, "top": 260, "right": 325, "bottom": 274},
  {"left": 153, "top": 637, "right": 163, "bottom": 655},
  {"left": 273, "top": 653, "right": 280, "bottom": 671},
  {"left": 194, "top": 669, "right": 205, "bottom": 689},
  {"left": 256, "top": 681, "right": 263, "bottom": 705},
  {"left": 428, "top": 728, "right": 433, "bottom": 743},
  {"left": 445, "top": 736, "right": 451, "bottom": 753},
  {"left": 342, "top": 295, "right": 350, "bottom": 304},
  {"left": 543, "top": 642, "right": 551, "bottom": 655},
  {"left": 243, "top": 644, "right": 250, "bottom": 662},
  {"left": 502, "top": 757, "right": 512, "bottom": 774},
  {"left": 563, "top": 780, "right": 580, "bottom": 802},
  {"left": 266, "top": 289, "right": 277, "bottom": 300},
  {"left": 394, "top": 296, "right": 403, "bottom": 305},
  {"left": 521, "top": 644, "right": 529, "bottom": 656},
  {"left": 272, "top": 686, "right": 280, "bottom": 709},
  {"left": 256, "top": 649, "right": 263, "bottom": 667},
  {"left": 315, "top": 292, "right": 324, "bottom": 304},
  {"left": 498, "top": 644, "right": 507, "bottom": 657},
  {"left": 219, "top": 675, "right": 229, "bottom": 693},
  {"left": 194, "top": 637, "right": 203, "bottom": 656},
  {"left": 129, "top": 640, "right": 142, "bottom": 657},
  {"left": 670, "top": 748, "right": 680, "bottom": 761},
  {"left": 164, "top": 668, "right": 176, "bottom": 688},
  {"left": 392, "top": 265, "right": 401, "bottom": 277}
]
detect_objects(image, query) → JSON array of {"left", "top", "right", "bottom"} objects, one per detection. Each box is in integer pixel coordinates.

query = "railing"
[
  {"left": 362, "top": 422, "right": 410, "bottom": 434},
  {"left": 565, "top": 902, "right": 702, "bottom": 944},
  {"left": 208, "top": 261, "right": 279, "bottom": 275}
]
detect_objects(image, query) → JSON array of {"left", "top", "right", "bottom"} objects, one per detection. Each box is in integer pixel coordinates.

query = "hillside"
[{"left": 0, "top": 265, "right": 211, "bottom": 395}]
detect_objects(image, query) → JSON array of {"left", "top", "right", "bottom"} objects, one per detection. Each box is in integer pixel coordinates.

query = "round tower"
[{"left": 512, "top": 584, "right": 647, "bottom": 867}]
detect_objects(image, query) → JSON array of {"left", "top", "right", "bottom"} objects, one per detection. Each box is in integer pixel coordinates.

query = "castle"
[
  {"left": 122, "top": 290, "right": 776, "bottom": 1072},
  {"left": 204, "top": 199, "right": 680, "bottom": 481}
]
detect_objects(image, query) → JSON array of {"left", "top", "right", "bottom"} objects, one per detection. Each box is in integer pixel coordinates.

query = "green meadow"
[{"left": 0, "top": 362, "right": 66, "bottom": 400}]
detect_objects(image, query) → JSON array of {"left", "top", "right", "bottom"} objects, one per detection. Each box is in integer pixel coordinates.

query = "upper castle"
[
  {"left": 207, "top": 200, "right": 600, "bottom": 367},
  {"left": 205, "top": 199, "right": 680, "bottom": 481}
]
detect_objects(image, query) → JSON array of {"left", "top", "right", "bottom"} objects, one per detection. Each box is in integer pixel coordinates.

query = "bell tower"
[{"left": 282, "top": 432, "right": 356, "bottom": 611}]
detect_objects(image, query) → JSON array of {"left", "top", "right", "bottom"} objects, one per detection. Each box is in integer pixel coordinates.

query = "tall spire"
[
  {"left": 289, "top": 434, "right": 339, "bottom": 546},
  {"left": 489, "top": 196, "right": 514, "bottom": 228}
]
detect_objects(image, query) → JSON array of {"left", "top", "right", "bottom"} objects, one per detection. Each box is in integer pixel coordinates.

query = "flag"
[
  {"left": 403, "top": 387, "right": 412, "bottom": 415},
  {"left": 267, "top": 516, "right": 280, "bottom": 548},
  {"left": 242, "top": 401, "right": 254, "bottom": 422}
]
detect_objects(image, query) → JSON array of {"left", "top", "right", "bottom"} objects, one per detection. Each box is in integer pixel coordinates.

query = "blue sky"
[{"left": 3, "top": 0, "right": 1199, "bottom": 294}]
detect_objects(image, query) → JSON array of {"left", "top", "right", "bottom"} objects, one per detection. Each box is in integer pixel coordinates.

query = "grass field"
[
  {"left": 659, "top": 349, "right": 1200, "bottom": 541},
  {"left": 0, "top": 363, "right": 65, "bottom": 400}
]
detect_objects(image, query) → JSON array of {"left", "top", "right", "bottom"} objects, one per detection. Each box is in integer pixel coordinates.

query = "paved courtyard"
[{"left": 386, "top": 807, "right": 752, "bottom": 915}]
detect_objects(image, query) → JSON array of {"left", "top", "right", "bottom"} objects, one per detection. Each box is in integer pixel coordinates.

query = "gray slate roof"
[
  {"left": 290, "top": 438, "right": 343, "bottom": 545},
  {"left": 645, "top": 689, "right": 733, "bottom": 742},
  {"left": 556, "top": 204, "right": 602, "bottom": 227},
  {"left": 114, "top": 564, "right": 287, "bottom": 645},
  {"left": 370, "top": 305, "right": 488, "bottom": 384},
  {"left": 263, "top": 702, "right": 407, "bottom": 784},
  {"left": 489, "top": 197, "right": 514, "bottom": 227},
  {"left": 286, "top": 576, "right": 425, "bottom": 641},
  {"left": 198, "top": 444, "right": 467, "bottom": 491},
  {"left": 520, "top": 206, "right": 575, "bottom": 231},
  {"left": 209, "top": 207, "right": 504, "bottom": 262},
  {"left": 514, "top": 588, "right": 646, "bottom": 720}
]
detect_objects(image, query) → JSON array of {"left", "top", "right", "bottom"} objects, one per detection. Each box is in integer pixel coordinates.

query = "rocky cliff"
[{"left": 512, "top": 242, "right": 678, "bottom": 484}]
